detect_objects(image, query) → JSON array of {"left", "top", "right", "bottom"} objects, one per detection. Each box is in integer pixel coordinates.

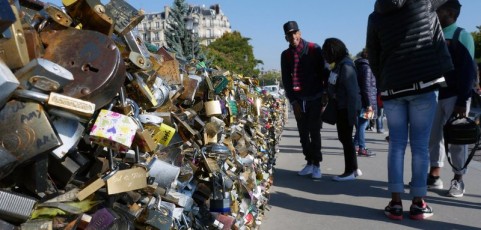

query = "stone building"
[{"left": 137, "top": 4, "right": 231, "bottom": 48}]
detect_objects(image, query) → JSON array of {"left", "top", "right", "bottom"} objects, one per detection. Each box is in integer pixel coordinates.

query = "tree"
[
  {"left": 259, "top": 70, "right": 281, "bottom": 86},
  {"left": 472, "top": 26, "right": 481, "bottom": 63},
  {"left": 164, "top": 0, "right": 200, "bottom": 62},
  {"left": 203, "top": 31, "right": 263, "bottom": 77}
]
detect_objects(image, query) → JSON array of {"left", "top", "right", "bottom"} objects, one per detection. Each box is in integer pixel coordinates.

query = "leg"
[
  {"left": 336, "top": 109, "right": 358, "bottom": 175},
  {"left": 305, "top": 98, "right": 323, "bottom": 165},
  {"left": 384, "top": 98, "right": 409, "bottom": 195},
  {"left": 408, "top": 91, "right": 437, "bottom": 198}
]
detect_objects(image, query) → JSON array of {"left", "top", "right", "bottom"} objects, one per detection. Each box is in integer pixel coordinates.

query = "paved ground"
[{"left": 261, "top": 112, "right": 481, "bottom": 230}]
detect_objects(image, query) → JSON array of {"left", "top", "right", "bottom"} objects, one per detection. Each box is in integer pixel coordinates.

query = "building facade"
[{"left": 137, "top": 4, "right": 231, "bottom": 48}]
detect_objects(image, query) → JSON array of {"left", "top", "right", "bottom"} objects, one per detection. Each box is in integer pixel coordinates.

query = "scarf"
[{"left": 290, "top": 39, "right": 306, "bottom": 92}]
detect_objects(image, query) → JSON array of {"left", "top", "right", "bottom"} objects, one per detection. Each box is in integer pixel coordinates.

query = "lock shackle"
[{"left": 13, "top": 89, "right": 49, "bottom": 102}]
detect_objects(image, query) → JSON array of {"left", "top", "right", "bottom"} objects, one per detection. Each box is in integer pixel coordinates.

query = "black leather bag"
[
  {"left": 443, "top": 116, "right": 481, "bottom": 171},
  {"left": 321, "top": 98, "right": 337, "bottom": 125}
]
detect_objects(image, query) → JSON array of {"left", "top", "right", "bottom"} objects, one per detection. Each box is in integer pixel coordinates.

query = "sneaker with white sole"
[
  {"left": 332, "top": 169, "right": 362, "bottom": 182},
  {"left": 298, "top": 164, "right": 313, "bottom": 176},
  {"left": 311, "top": 166, "right": 322, "bottom": 179},
  {"left": 427, "top": 174, "right": 443, "bottom": 189},
  {"left": 447, "top": 179, "right": 465, "bottom": 198}
]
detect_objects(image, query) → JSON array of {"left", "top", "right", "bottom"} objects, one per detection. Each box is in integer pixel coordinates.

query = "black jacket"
[
  {"left": 281, "top": 39, "right": 330, "bottom": 103},
  {"left": 367, "top": 0, "right": 453, "bottom": 96},
  {"left": 355, "top": 58, "right": 378, "bottom": 118}
]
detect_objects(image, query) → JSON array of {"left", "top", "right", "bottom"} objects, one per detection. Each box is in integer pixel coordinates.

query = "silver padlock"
[
  {"left": 0, "top": 58, "right": 19, "bottom": 108},
  {"left": 14, "top": 58, "right": 74, "bottom": 92}
]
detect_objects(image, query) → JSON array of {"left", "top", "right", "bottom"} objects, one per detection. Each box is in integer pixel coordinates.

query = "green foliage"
[
  {"left": 203, "top": 31, "right": 263, "bottom": 77},
  {"left": 259, "top": 70, "right": 281, "bottom": 86},
  {"left": 473, "top": 26, "right": 481, "bottom": 62},
  {"left": 164, "top": 0, "right": 201, "bottom": 62}
]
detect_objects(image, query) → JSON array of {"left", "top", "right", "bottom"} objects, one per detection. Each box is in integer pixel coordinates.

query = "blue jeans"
[
  {"left": 384, "top": 91, "right": 438, "bottom": 197},
  {"left": 354, "top": 116, "right": 369, "bottom": 149}
]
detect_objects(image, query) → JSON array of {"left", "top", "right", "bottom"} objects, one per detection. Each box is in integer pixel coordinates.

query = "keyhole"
[{"left": 81, "top": 63, "right": 99, "bottom": 72}]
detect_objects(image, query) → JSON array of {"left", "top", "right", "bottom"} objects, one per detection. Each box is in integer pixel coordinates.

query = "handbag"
[
  {"left": 321, "top": 98, "right": 337, "bottom": 125},
  {"left": 443, "top": 116, "right": 481, "bottom": 171}
]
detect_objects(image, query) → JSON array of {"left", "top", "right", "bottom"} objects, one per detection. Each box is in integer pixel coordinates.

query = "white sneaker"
[
  {"left": 332, "top": 169, "right": 361, "bottom": 182},
  {"left": 298, "top": 165, "right": 313, "bottom": 176},
  {"left": 311, "top": 166, "right": 322, "bottom": 179}
]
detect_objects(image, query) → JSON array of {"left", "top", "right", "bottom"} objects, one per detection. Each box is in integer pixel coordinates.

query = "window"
[
  {"left": 206, "top": 29, "right": 211, "bottom": 38},
  {"left": 156, "top": 22, "right": 160, "bottom": 29},
  {"left": 155, "top": 32, "right": 159, "bottom": 41}
]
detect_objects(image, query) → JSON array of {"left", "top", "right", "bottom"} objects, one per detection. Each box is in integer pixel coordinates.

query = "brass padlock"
[
  {"left": 104, "top": 0, "right": 145, "bottom": 35},
  {"left": 0, "top": 2, "right": 30, "bottom": 69},
  {"left": 122, "top": 29, "right": 152, "bottom": 70},
  {"left": 106, "top": 166, "right": 147, "bottom": 195},
  {"left": 0, "top": 100, "right": 62, "bottom": 164},
  {"left": 63, "top": 0, "right": 114, "bottom": 36}
]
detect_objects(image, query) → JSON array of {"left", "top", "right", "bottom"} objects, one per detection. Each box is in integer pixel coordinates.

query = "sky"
[{"left": 49, "top": 0, "right": 481, "bottom": 71}]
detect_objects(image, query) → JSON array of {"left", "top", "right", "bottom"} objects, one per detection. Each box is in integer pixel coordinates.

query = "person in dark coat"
[
  {"left": 280, "top": 21, "right": 330, "bottom": 179},
  {"left": 322, "top": 38, "right": 362, "bottom": 182},
  {"left": 354, "top": 48, "right": 377, "bottom": 157},
  {"left": 367, "top": 0, "right": 453, "bottom": 221}
]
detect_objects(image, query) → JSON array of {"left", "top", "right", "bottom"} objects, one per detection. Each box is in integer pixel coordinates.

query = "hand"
[{"left": 452, "top": 106, "right": 467, "bottom": 118}]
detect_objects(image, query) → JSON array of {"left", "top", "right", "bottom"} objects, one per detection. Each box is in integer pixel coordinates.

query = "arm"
[
  {"left": 281, "top": 51, "right": 295, "bottom": 103},
  {"left": 357, "top": 63, "right": 371, "bottom": 108},
  {"left": 366, "top": 15, "right": 382, "bottom": 86}
]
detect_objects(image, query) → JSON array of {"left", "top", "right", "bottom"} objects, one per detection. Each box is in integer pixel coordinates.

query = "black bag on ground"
[
  {"left": 321, "top": 98, "right": 337, "bottom": 125},
  {"left": 443, "top": 116, "right": 481, "bottom": 171}
]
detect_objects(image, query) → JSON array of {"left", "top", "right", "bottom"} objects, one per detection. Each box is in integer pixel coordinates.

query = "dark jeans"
[
  {"left": 336, "top": 109, "right": 358, "bottom": 174},
  {"left": 294, "top": 98, "right": 323, "bottom": 166}
]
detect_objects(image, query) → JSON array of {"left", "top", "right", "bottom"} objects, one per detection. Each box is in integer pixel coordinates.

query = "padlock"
[
  {"left": 150, "top": 75, "right": 170, "bottom": 108},
  {"left": 0, "top": 2, "right": 30, "bottom": 69},
  {"left": 23, "top": 26, "right": 45, "bottom": 61},
  {"left": 20, "top": 219, "right": 53, "bottom": 230},
  {"left": 13, "top": 89, "right": 96, "bottom": 118},
  {"left": 105, "top": 166, "right": 148, "bottom": 195},
  {"left": 0, "top": 189, "right": 37, "bottom": 224},
  {"left": 205, "top": 97, "right": 222, "bottom": 117},
  {"left": 0, "top": 218, "right": 16, "bottom": 230},
  {"left": 180, "top": 74, "right": 202, "bottom": 103},
  {"left": 76, "top": 151, "right": 119, "bottom": 201},
  {"left": 63, "top": 0, "right": 114, "bottom": 36},
  {"left": 209, "top": 174, "right": 231, "bottom": 213},
  {"left": 40, "top": 29, "right": 126, "bottom": 109},
  {"left": 0, "top": 58, "right": 19, "bottom": 108},
  {"left": 122, "top": 29, "right": 152, "bottom": 70},
  {"left": 85, "top": 208, "right": 118, "bottom": 230},
  {"left": 171, "top": 112, "right": 202, "bottom": 147},
  {"left": 144, "top": 122, "right": 176, "bottom": 147},
  {"left": 126, "top": 72, "right": 158, "bottom": 109},
  {"left": 43, "top": 3, "right": 73, "bottom": 28},
  {"left": 15, "top": 58, "right": 74, "bottom": 93},
  {"left": 48, "top": 154, "right": 81, "bottom": 189},
  {"left": 201, "top": 148, "right": 220, "bottom": 175},
  {"left": 51, "top": 117, "right": 86, "bottom": 159},
  {"left": 14, "top": 154, "right": 53, "bottom": 198},
  {"left": 0, "top": 0, "right": 15, "bottom": 34},
  {"left": 0, "top": 146, "right": 17, "bottom": 180},
  {"left": 147, "top": 157, "right": 180, "bottom": 191},
  {"left": 89, "top": 109, "right": 137, "bottom": 152},
  {"left": 104, "top": 0, "right": 144, "bottom": 35},
  {"left": 0, "top": 100, "right": 62, "bottom": 164}
]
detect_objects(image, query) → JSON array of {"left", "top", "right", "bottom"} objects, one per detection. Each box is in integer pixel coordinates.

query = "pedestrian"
[
  {"left": 367, "top": 0, "right": 453, "bottom": 220},
  {"left": 375, "top": 91, "right": 386, "bottom": 134},
  {"left": 354, "top": 48, "right": 377, "bottom": 157},
  {"left": 280, "top": 21, "right": 330, "bottom": 179},
  {"left": 322, "top": 38, "right": 363, "bottom": 181},
  {"left": 428, "top": 0, "right": 477, "bottom": 198}
]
